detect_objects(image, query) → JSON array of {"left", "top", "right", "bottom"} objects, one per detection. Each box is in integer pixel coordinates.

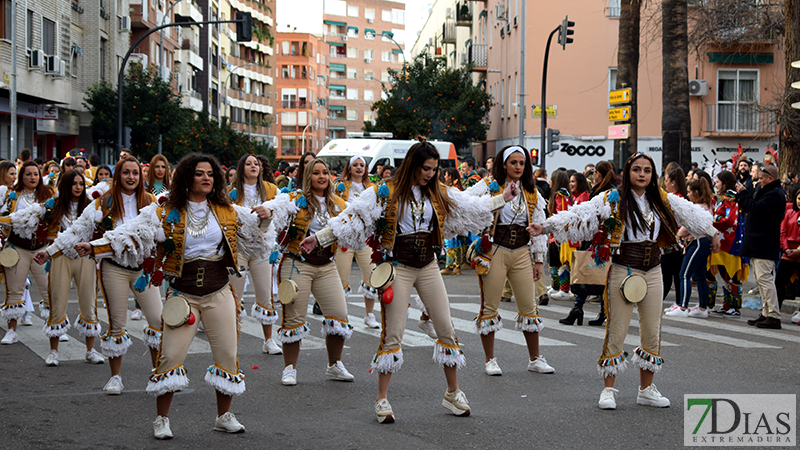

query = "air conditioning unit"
[
  {"left": 688, "top": 79, "right": 708, "bottom": 96},
  {"left": 56, "top": 60, "right": 66, "bottom": 78},
  {"left": 495, "top": 3, "right": 507, "bottom": 21},
  {"left": 29, "top": 49, "right": 44, "bottom": 69},
  {"left": 446, "top": 8, "right": 453, "bottom": 19},
  {"left": 342, "top": 36, "right": 347, "bottom": 41},
  {"left": 120, "top": 16, "right": 131, "bottom": 32},
  {"left": 365, "top": 57, "right": 372, "bottom": 63},
  {"left": 45, "top": 55, "right": 61, "bottom": 74},
  {"left": 367, "top": 18, "right": 373, "bottom": 23},
  {"left": 130, "top": 52, "right": 149, "bottom": 67}
]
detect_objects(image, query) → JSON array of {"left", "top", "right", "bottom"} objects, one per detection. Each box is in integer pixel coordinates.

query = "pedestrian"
[
  {"left": 0, "top": 161, "right": 54, "bottom": 344},
  {"left": 559, "top": 172, "right": 592, "bottom": 325},
  {"left": 466, "top": 145, "right": 554, "bottom": 376},
  {"left": 667, "top": 179, "right": 715, "bottom": 317},
  {"left": 333, "top": 155, "right": 380, "bottom": 329},
  {"left": 146, "top": 154, "right": 170, "bottom": 195},
  {"left": 738, "top": 164, "right": 786, "bottom": 329},
  {"left": 661, "top": 165, "right": 688, "bottom": 313},
  {"left": 302, "top": 137, "right": 511, "bottom": 422},
  {"left": 441, "top": 167, "right": 466, "bottom": 276},
  {"left": 777, "top": 186, "right": 800, "bottom": 310},
  {"left": 93, "top": 165, "right": 112, "bottom": 185},
  {"left": 585, "top": 160, "right": 617, "bottom": 326},
  {"left": 33, "top": 170, "right": 106, "bottom": 365},
  {"left": 529, "top": 152, "right": 719, "bottom": 410},
  {"left": 485, "top": 156, "right": 494, "bottom": 171},
  {"left": 547, "top": 170, "right": 573, "bottom": 301},
  {"left": 228, "top": 154, "right": 282, "bottom": 354},
  {"left": 706, "top": 171, "right": 746, "bottom": 315},
  {"left": 264, "top": 158, "right": 355, "bottom": 386}
]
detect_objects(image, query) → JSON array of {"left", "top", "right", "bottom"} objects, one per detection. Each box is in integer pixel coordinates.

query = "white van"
[{"left": 316, "top": 139, "right": 458, "bottom": 176}]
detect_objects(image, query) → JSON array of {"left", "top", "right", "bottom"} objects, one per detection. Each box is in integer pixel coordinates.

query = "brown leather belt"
[
  {"left": 290, "top": 245, "right": 335, "bottom": 266},
  {"left": 612, "top": 241, "right": 661, "bottom": 272},
  {"left": 8, "top": 233, "right": 46, "bottom": 251},
  {"left": 170, "top": 258, "right": 229, "bottom": 297},
  {"left": 494, "top": 224, "right": 530, "bottom": 250},
  {"left": 392, "top": 232, "right": 435, "bottom": 268}
]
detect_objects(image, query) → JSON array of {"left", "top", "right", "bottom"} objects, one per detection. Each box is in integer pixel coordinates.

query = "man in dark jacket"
[
  {"left": 736, "top": 158, "right": 754, "bottom": 193},
  {"left": 736, "top": 164, "right": 785, "bottom": 329}
]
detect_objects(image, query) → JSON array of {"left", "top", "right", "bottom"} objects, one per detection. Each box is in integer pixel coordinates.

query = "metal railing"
[
  {"left": 181, "top": 39, "right": 200, "bottom": 54},
  {"left": 442, "top": 18, "right": 456, "bottom": 43},
  {"left": 281, "top": 100, "right": 308, "bottom": 109},
  {"left": 468, "top": 44, "right": 487, "bottom": 67},
  {"left": 705, "top": 103, "right": 776, "bottom": 134}
]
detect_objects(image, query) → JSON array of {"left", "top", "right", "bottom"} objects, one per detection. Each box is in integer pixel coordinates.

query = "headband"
[
  {"left": 349, "top": 155, "right": 366, "bottom": 166},
  {"left": 503, "top": 146, "right": 527, "bottom": 163}
]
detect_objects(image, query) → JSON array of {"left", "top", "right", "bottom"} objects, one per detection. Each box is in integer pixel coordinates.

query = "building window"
[
  {"left": 608, "top": 0, "right": 620, "bottom": 18},
  {"left": 347, "top": 5, "right": 358, "bottom": 17},
  {"left": 0, "top": 0, "right": 10, "bottom": 40},
  {"left": 364, "top": 49, "right": 374, "bottom": 60},
  {"left": 364, "top": 69, "right": 374, "bottom": 79},
  {"left": 392, "top": 9, "right": 404, "bottom": 25},
  {"left": 26, "top": 9, "right": 34, "bottom": 48},
  {"left": 382, "top": 10, "right": 391, "bottom": 22},
  {"left": 42, "top": 17, "right": 56, "bottom": 55},
  {"left": 346, "top": 88, "right": 358, "bottom": 100},
  {"left": 364, "top": 90, "right": 374, "bottom": 101},
  {"left": 381, "top": 71, "right": 390, "bottom": 82},
  {"left": 364, "top": 110, "right": 373, "bottom": 122},
  {"left": 717, "top": 68, "right": 759, "bottom": 132},
  {"left": 381, "top": 51, "right": 390, "bottom": 62},
  {"left": 365, "top": 8, "right": 375, "bottom": 21},
  {"left": 347, "top": 46, "right": 358, "bottom": 58},
  {"left": 347, "top": 68, "right": 357, "bottom": 79},
  {"left": 347, "top": 109, "right": 357, "bottom": 120},
  {"left": 100, "top": 38, "right": 107, "bottom": 81}
]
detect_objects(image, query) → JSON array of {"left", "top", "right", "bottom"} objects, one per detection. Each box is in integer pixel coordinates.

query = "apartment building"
[
  {"left": 275, "top": 32, "right": 328, "bottom": 161},
  {"left": 412, "top": 0, "right": 786, "bottom": 171},
  {"left": 129, "top": 0, "right": 183, "bottom": 94},
  {"left": 323, "top": 0, "right": 405, "bottom": 140}
]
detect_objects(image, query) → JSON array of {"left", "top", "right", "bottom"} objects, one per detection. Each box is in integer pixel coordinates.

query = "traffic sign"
[
  {"left": 609, "top": 88, "right": 632, "bottom": 105},
  {"left": 608, "top": 124, "right": 629, "bottom": 140},
  {"left": 531, "top": 105, "right": 558, "bottom": 118},
  {"left": 608, "top": 106, "right": 630, "bottom": 122}
]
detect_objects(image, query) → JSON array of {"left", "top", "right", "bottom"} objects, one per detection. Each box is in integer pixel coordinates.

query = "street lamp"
[
  {"left": 301, "top": 124, "right": 312, "bottom": 153},
  {"left": 220, "top": 61, "right": 257, "bottom": 128}
]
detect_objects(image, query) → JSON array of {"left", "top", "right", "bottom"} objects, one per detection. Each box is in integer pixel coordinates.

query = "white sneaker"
[
  {"left": 153, "top": 415, "right": 173, "bottom": 440},
  {"left": 103, "top": 375, "right": 124, "bottom": 395},
  {"left": 59, "top": 334, "right": 69, "bottom": 342},
  {"left": 637, "top": 383, "right": 671, "bottom": 407},
  {"left": 792, "top": 311, "right": 800, "bottom": 324},
  {"left": 214, "top": 411, "right": 245, "bottom": 433},
  {"left": 364, "top": 313, "right": 380, "bottom": 329},
  {"left": 442, "top": 389, "right": 470, "bottom": 416},
  {"left": 85, "top": 349, "right": 106, "bottom": 364},
  {"left": 484, "top": 358, "right": 502, "bottom": 376},
  {"left": 45, "top": 350, "right": 59, "bottom": 366},
  {"left": 281, "top": 364, "right": 297, "bottom": 386},
  {"left": 21, "top": 313, "right": 33, "bottom": 326},
  {"left": 1, "top": 329, "right": 18, "bottom": 344},
  {"left": 417, "top": 319, "right": 437, "bottom": 339},
  {"left": 375, "top": 398, "right": 395, "bottom": 423},
  {"left": 326, "top": 360, "right": 355, "bottom": 381},
  {"left": 665, "top": 307, "right": 689, "bottom": 317},
  {"left": 550, "top": 291, "right": 570, "bottom": 301},
  {"left": 688, "top": 307, "right": 709, "bottom": 318},
  {"left": 663, "top": 304, "right": 680, "bottom": 313},
  {"left": 527, "top": 356, "right": 555, "bottom": 373},
  {"left": 262, "top": 338, "right": 283, "bottom": 355},
  {"left": 599, "top": 387, "right": 619, "bottom": 410},
  {"left": 130, "top": 309, "right": 143, "bottom": 320}
]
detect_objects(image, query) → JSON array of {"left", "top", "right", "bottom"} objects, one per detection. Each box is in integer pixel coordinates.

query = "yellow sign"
[
  {"left": 608, "top": 106, "right": 631, "bottom": 122},
  {"left": 2, "top": 72, "right": 7, "bottom": 85},
  {"left": 531, "top": 105, "right": 557, "bottom": 118},
  {"left": 609, "top": 88, "right": 632, "bottom": 105}
]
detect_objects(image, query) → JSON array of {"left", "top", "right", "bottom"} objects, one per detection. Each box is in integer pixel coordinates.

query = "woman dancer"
[
  {"left": 264, "top": 158, "right": 354, "bottom": 386},
  {"left": 52, "top": 155, "right": 162, "bottom": 394},
  {"left": 333, "top": 155, "right": 379, "bottom": 328},
  {"left": 707, "top": 171, "right": 747, "bottom": 316},
  {"left": 559, "top": 172, "right": 593, "bottom": 325},
  {"left": 662, "top": 165, "right": 688, "bottom": 313},
  {"left": 530, "top": 152, "right": 719, "bottom": 410},
  {"left": 35, "top": 170, "right": 106, "bottom": 365},
  {"left": 228, "top": 154, "right": 281, "bottom": 354},
  {"left": 93, "top": 165, "right": 112, "bottom": 185},
  {"left": 547, "top": 170, "right": 573, "bottom": 301},
  {"left": 466, "top": 146, "right": 554, "bottom": 376},
  {"left": 440, "top": 167, "right": 466, "bottom": 276},
  {"left": 301, "top": 138, "right": 512, "bottom": 422},
  {"left": 146, "top": 154, "right": 170, "bottom": 196},
  {"left": 76, "top": 153, "right": 272, "bottom": 438},
  {"left": 0, "top": 161, "right": 53, "bottom": 344},
  {"left": 584, "top": 160, "right": 617, "bottom": 327},
  {"left": 778, "top": 187, "right": 800, "bottom": 310}
]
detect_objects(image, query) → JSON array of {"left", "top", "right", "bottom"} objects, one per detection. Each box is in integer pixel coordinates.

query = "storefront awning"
[
  {"left": 330, "top": 63, "right": 346, "bottom": 72},
  {"left": 329, "top": 105, "right": 345, "bottom": 111},
  {"left": 329, "top": 84, "right": 346, "bottom": 91},
  {"left": 348, "top": 26, "right": 358, "bottom": 32},
  {"left": 327, "top": 41, "right": 345, "bottom": 47},
  {"left": 324, "top": 20, "right": 346, "bottom": 27},
  {"left": 329, "top": 126, "right": 346, "bottom": 130}
]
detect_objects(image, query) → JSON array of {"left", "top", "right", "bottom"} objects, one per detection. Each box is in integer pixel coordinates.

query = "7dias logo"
[{"left": 684, "top": 395, "right": 796, "bottom": 446}]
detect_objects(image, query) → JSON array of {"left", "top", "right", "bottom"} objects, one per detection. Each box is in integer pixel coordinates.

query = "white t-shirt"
[
  {"left": 118, "top": 193, "right": 138, "bottom": 225},
  {"left": 624, "top": 191, "right": 661, "bottom": 242},
  {"left": 397, "top": 186, "right": 434, "bottom": 234},
  {"left": 184, "top": 200, "right": 223, "bottom": 259}
]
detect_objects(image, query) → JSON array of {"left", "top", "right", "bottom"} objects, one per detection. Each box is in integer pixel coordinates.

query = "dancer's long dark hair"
[
  {"left": 390, "top": 137, "right": 454, "bottom": 216},
  {"left": 491, "top": 145, "right": 536, "bottom": 194},
  {"left": 50, "top": 170, "right": 90, "bottom": 225},
  {"left": 167, "top": 153, "right": 230, "bottom": 211},
  {"left": 619, "top": 153, "right": 677, "bottom": 236}
]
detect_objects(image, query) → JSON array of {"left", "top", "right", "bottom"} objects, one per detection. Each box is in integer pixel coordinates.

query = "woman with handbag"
[
  {"left": 585, "top": 161, "right": 617, "bottom": 326},
  {"left": 559, "top": 172, "right": 592, "bottom": 325},
  {"left": 530, "top": 152, "right": 720, "bottom": 410},
  {"left": 465, "top": 145, "right": 554, "bottom": 376},
  {"left": 300, "top": 138, "right": 511, "bottom": 422},
  {"left": 547, "top": 170, "right": 573, "bottom": 301},
  {"left": 333, "top": 155, "right": 380, "bottom": 329},
  {"left": 75, "top": 153, "right": 273, "bottom": 438},
  {"left": 440, "top": 167, "right": 466, "bottom": 276},
  {"left": 227, "top": 154, "right": 282, "bottom": 354}
]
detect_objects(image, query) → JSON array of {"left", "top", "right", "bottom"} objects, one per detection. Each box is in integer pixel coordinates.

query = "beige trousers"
[
  {"left": 45, "top": 255, "right": 98, "bottom": 337},
  {"left": 229, "top": 254, "right": 276, "bottom": 324},
  {"left": 371, "top": 261, "right": 463, "bottom": 374},
  {"left": 752, "top": 258, "right": 781, "bottom": 319},
  {"left": 477, "top": 246, "right": 541, "bottom": 333},
  {"left": 1, "top": 247, "right": 50, "bottom": 321},
  {"left": 277, "top": 256, "right": 350, "bottom": 342},
  {"left": 99, "top": 261, "right": 163, "bottom": 356},
  {"left": 502, "top": 261, "right": 544, "bottom": 299},
  {"left": 147, "top": 286, "right": 244, "bottom": 397},
  {"left": 334, "top": 247, "right": 376, "bottom": 297},
  {"left": 599, "top": 264, "right": 664, "bottom": 377}
]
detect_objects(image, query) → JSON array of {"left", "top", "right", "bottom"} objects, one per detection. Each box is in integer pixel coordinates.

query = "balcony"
[
  {"left": 705, "top": 103, "right": 776, "bottom": 136},
  {"left": 467, "top": 44, "right": 487, "bottom": 71},
  {"left": 179, "top": 40, "right": 203, "bottom": 69},
  {"left": 175, "top": 0, "right": 203, "bottom": 24},
  {"left": 182, "top": 90, "right": 203, "bottom": 112},
  {"left": 455, "top": 2, "right": 472, "bottom": 26},
  {"left": 442, "top": 18, "right": 456, "bottom": 44},
  {"left": 129, "top": 4, "right": 153, "bottom": 29}
]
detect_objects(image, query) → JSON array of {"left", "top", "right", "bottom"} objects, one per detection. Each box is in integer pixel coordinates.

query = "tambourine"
[
  {"left": 620, "top": 274, "right": 648, "bottom": 304},
  {"left": 162, "top": 296, "right": 195, "bottom": 329},
  {"left": 278, "top": 279, "right": 299, "bottom": 305},
  {"left": 0, "top": 247, "right": 20, "bottom": 268},
  {"left": 369, "top": 262, "right": 395, "bottom": 290}
]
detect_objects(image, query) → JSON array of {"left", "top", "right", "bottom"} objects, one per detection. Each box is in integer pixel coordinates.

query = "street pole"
[
  {"left": 220, "top": 61, "right": 256, "bottom": 128},
  {"left": 10, "top": 0, "right": 17, "bottom": 159},
  {"left": 301, "top": 124, "right": 311, "bottom": 153},
  {"left": 539, "top": 25, "right": 560, "bottom": 170},
  {"left": 518, "top": 0, "right": 525, "bottom": 147}
]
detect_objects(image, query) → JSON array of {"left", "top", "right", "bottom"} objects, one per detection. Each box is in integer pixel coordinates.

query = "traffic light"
[
  {"left": 547, "top": 129, "right": 560, "bottom": 154},
  {"left": 530, "top": 148, "right": 539, "bottom": 166},
  {"left": 236, "top": 12, "right": 252, "bottom": 42},
  {"left": 558, "top": 15, "right": 575, "bottom": 50}
]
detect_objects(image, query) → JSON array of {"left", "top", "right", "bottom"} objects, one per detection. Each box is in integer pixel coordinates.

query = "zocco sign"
[{"left": 559, "top": 143, "right": 606, "bottom": 157}]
